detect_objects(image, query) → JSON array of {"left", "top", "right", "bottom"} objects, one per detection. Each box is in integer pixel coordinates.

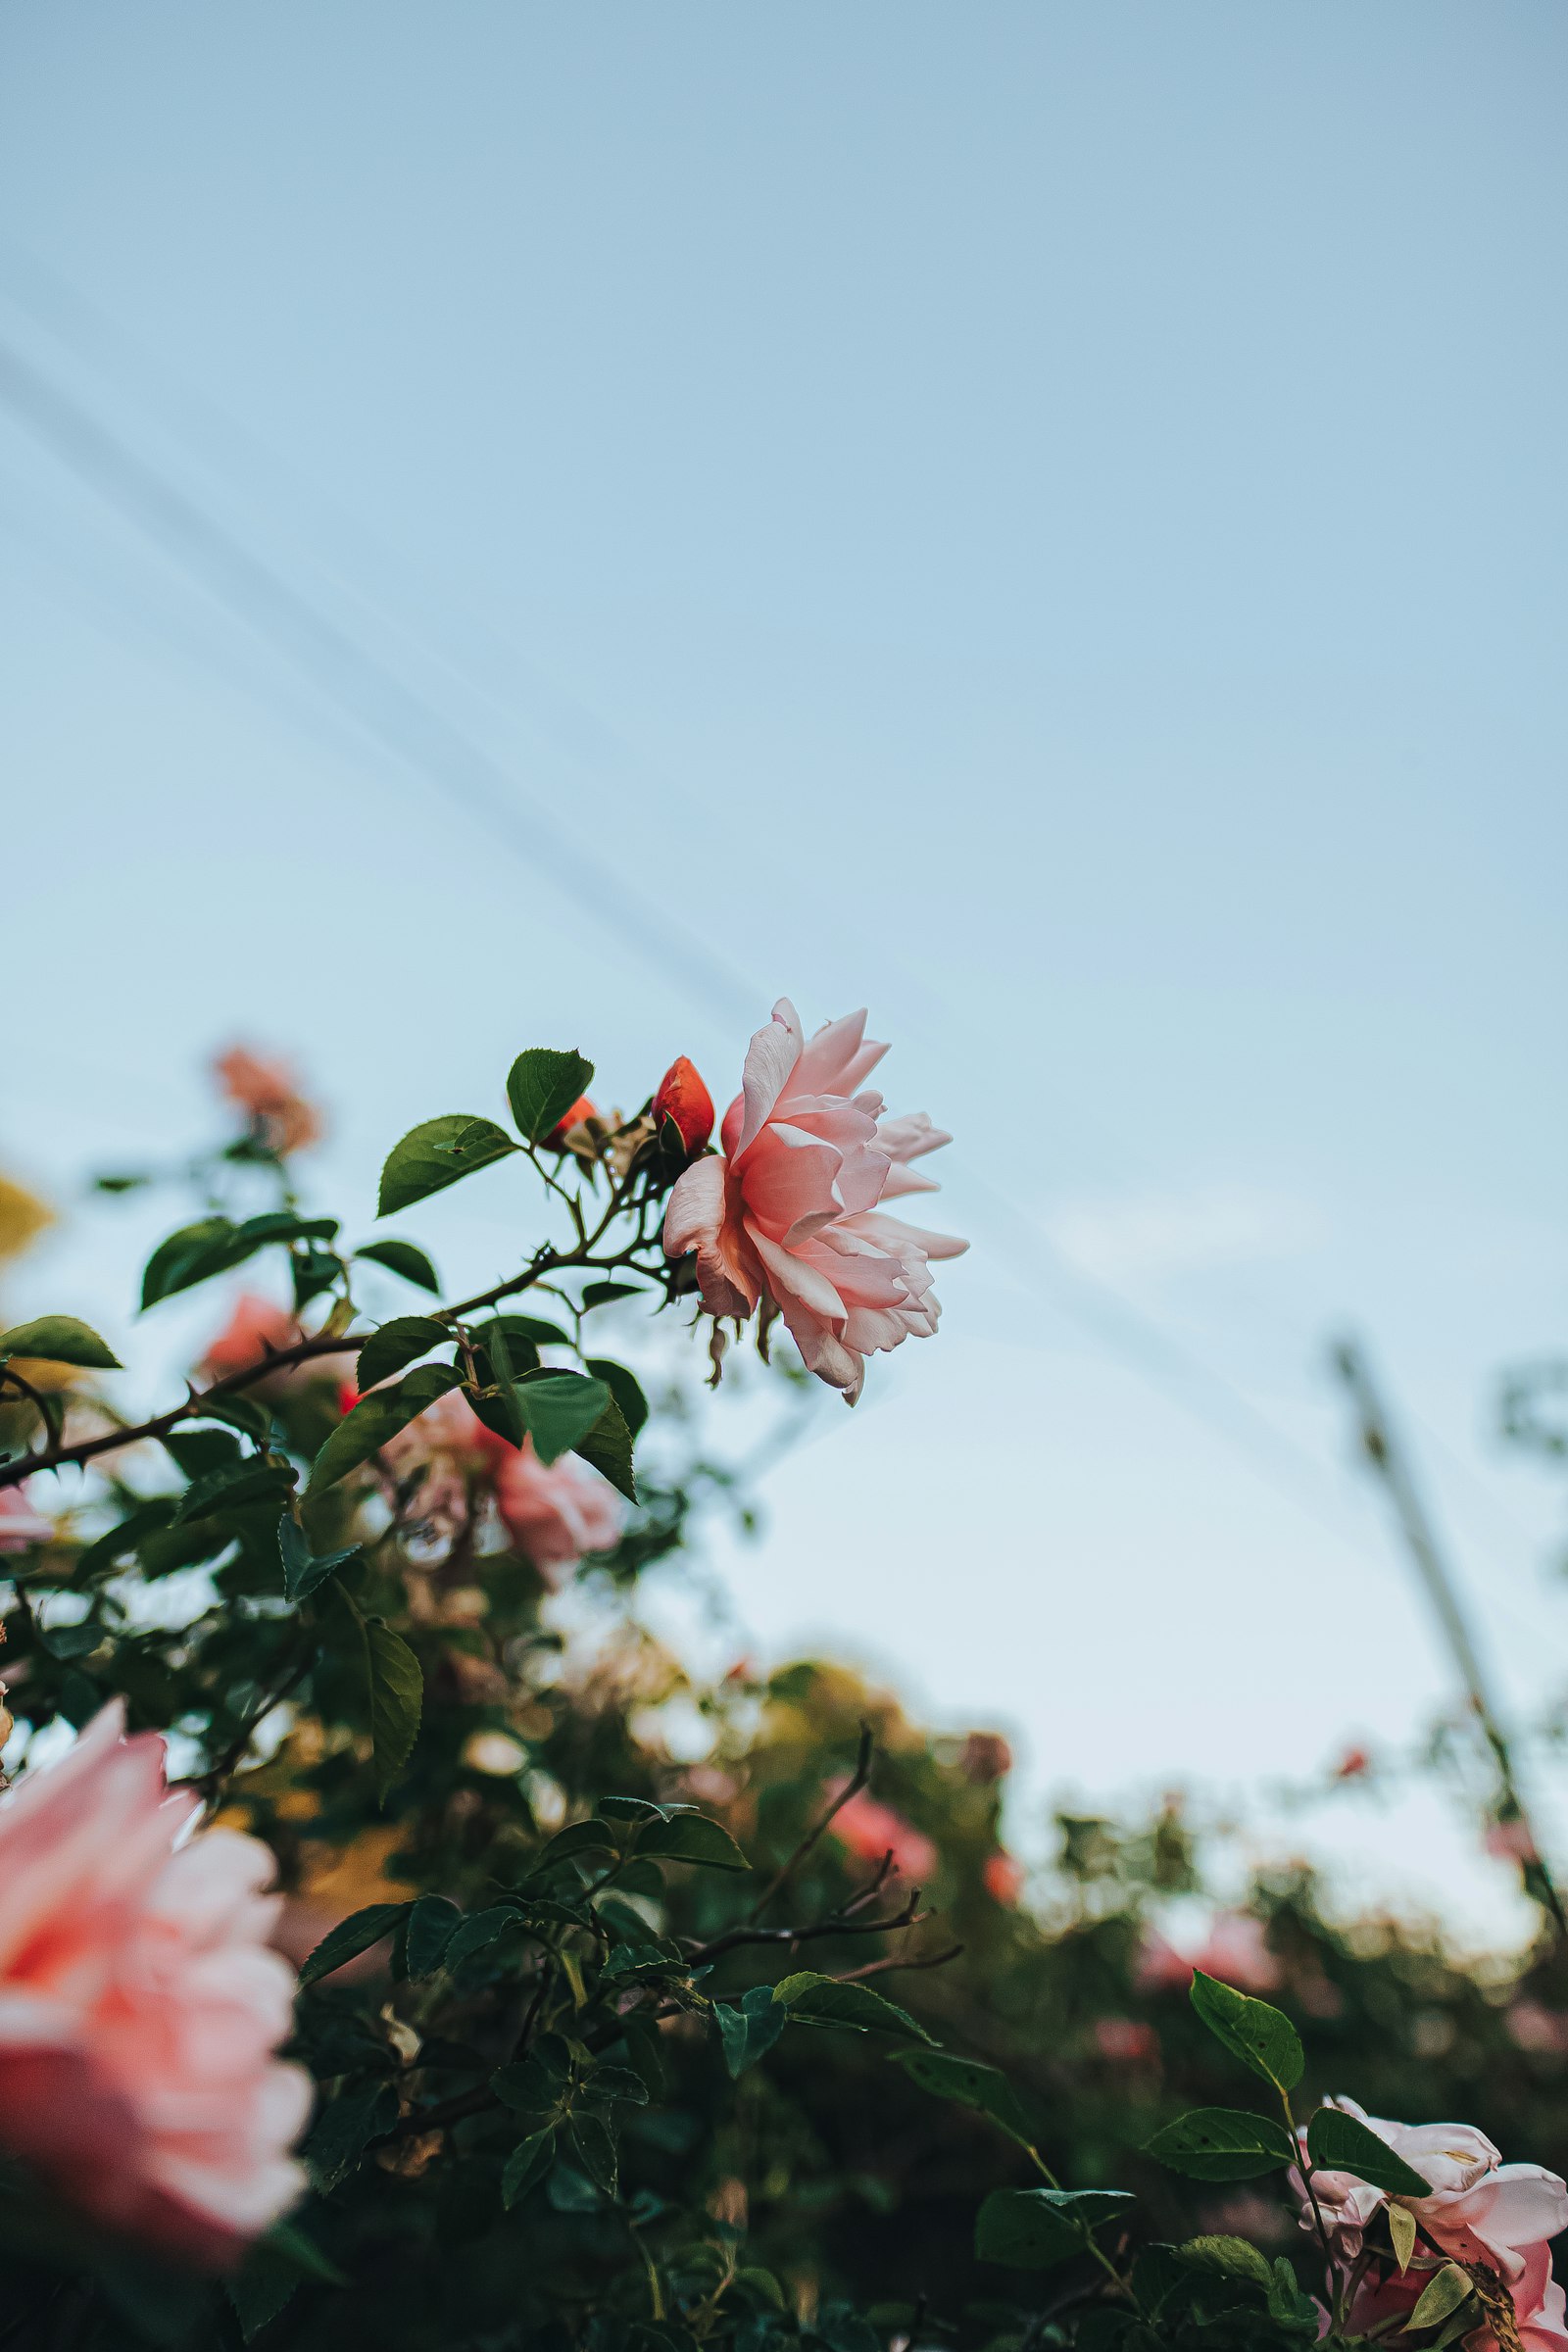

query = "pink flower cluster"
[
  {"left": 829, "top": 1785, "right": 938, "bottom": 1884},
  {"left": 1302, "top": 2098, "right": 1568, "bottom": 2348},
  {"left": 0, "top": 1703, "right": 308, "bottom": 2266},
  {"left": 663, "top": 1000, "right": 965, "bottom": 1403},
  {"left": 381, "top": 1389, "right": 623, "bottom": 1576}
]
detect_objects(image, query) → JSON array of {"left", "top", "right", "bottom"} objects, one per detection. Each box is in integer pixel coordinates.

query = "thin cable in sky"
[{"left": 0, "top": 323, "right": 1455, "bottom": 1576}]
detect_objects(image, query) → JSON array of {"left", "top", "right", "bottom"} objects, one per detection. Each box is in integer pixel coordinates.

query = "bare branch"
[{"left": 745, "top": 1723, "right": 874, "bottom": 1922}]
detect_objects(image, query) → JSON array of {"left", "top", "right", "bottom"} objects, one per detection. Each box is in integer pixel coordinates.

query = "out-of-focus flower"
[
  {"left": 961, "top": 1731, "right": 1013, "bottom": 1785},
  {"left": 199, "top": 1293, "right": 307, "bottom": 1385},
  {"left": 1137, "top": 1911, "right": 1280, "bottom": 1996},
  {"left": 1094, "top": 2017, "right": 1158, "bottom": 2063},
  {"left": 1507, "top": 2000, "right": 1568, "bottom": 2056},
  {"left": 1333, "top": 1743, "right": 1371, "bottom": 1781},
  {"left": 462, "top": 1731, "right": 529, "bottom": 1777},
  {"left": 829, "top": 1785, "right": 938, "bottom": 1882},
  {"left": 489, "top": 1438, "right": 624, "bottom": 1577},
  {"left": 214, "top": 1046, "right": 321, "bottom": 1156},
  {"left": 653, "top": 1056, "right": 715, "bottom": 1156},
  {"left": 1297, "top": 2096, "right": 1568, "bottom": 2346},
  {"left": 982, "top": 1850, "right": 1025, "bottom": 1905},
  {"left": 543, "top": 1096, "right": 601, "bottom": 1152},
  {"left": 0, "top": 1701, "right": 308, "bottom": 2265},
  {"left": 0, "top": 1484, "right": 54, "bottom": 1553},
  {"left": 1487, "top": 1814, "right": 1542, "bottom": 1865},
  {"left": 663, "top": 1000, "right": 965, "bottom": 1403}
]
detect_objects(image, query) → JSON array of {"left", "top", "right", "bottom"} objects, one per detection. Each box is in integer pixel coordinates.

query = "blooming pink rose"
[
  {"left": 663, "top": 1000, "right": 965, "bottom": 1402},
  {"left": 490, "top": 1439, "right": 624, "bottom": 1577},
  {"left": 0, "top": 1483, "right": 54, "bottom": 1552},
  {"left": 829, "top": 1786, "right": 938, "bottom": 1882},
  {"left": 0, "top": 1702, "right": 309, "bottom": 2265}
]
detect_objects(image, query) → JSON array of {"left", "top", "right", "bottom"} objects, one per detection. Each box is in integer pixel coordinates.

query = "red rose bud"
[
  {"left": 653, "top": 1057, "right": 714, "bottom": 1155},
  {"left": 543, "top": 1095, "right": 600, "bottom": 1150}
]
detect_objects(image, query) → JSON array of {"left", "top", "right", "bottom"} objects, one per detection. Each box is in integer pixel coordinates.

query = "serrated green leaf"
[
  {"left": 139, "top": 1217, "right": 242, "bottom": 1308},
  {"left": 1145, "top": 2107, "right": 1296, "bottom": 2180},
  {"left": 298, "top": 1901, "right": 411, "bottom": 1987},
  {"left": 364, "top": 1617, "right": 422, "bottom": 1800},
  {"left": 1178, "top": 2235, "right": 1273, "bottom": 2287},
  {"left": 354, "top": 1239, "right": 442, "bottom": 1294},
  {"left": 506, "top": 1049, "right": 595, "bottom": 1144},
  {"left": 515, "top": 1371, "right": 612, "bottom": 1466},
  {"left": 1305, "top": 2106, "right": 1431, "bottom": 2197},
  {"left": 976, "top": 2187, "right": 1134, "bottom": 2272},
  {"left": 571, "top": 1396, "right": 636, "bottom": 1505},
  {"left": 444, "top": 1907, "right": 519, "bottom": 1968},
  {"left": 305, "top": 1362, "right": 464, "bottom": 1496},
  {"left": 532, "top": 1817, "right": 617, "bottom": 1867},
  {"left": 583, "top": 1357, "right": 650, "bottom": 1438},
  {"left": 377, "top": 1115, "right": 517, "bottom": 1217},
  {"left": 278, "top": 1516, "right": 361, "bottom": 1603},
  {"left": 74, "top": 1499, "right": 177, "bottom": 1579},
  {"left": 715, "top": 1985, "right": 788, "bottom": 2078},
  {"left": 1189, "top": 1969, "right": 1302, "bottom": 2094},
  {"left": 0, "top": 1315, "right": 121, "bottom": 1371},
  {"left": 405, "top": 1893, "right": 463, "bottom": 1977},
  {"left": 174, "top": 1457, "right": 295, "bottom": 1524},
  {"left": 356, "top": 1316, "right": 450, "bottom": 1392},
  {"left": 304, "top": 2079, "right": 399, "bottom": 2192},
  {"left": 502, "top": 2130, "right": 556, "bottom": 2208},
  {"left": 639, "top": 1812, "right": 748, "bottom": 1871},
  {"left": 772, "top": 1971, "right": 932, "bottom": 2042},
  {"left": 892, "top": 2047, "right": 1035, "bottom": 2145}
]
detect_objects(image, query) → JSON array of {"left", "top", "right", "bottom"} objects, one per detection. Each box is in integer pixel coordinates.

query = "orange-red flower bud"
[
  {"left": 543, "top": 1096, "right": 600, "bottom": 1150},
  {"left": 653, "top": 1057, "right": 714, "bottom": 1155}
]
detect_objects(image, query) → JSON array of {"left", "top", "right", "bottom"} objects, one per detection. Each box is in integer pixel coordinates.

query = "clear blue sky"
[{"left": 2, "top": 3, "right": 1565, "bottom": 1939}]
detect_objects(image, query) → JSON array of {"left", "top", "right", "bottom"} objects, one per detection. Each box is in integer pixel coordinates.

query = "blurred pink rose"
[
  {"left": 0, "top": 1701, "right": 308, "bottom": 2266},
  {"left": 213, "top": 1046, "right": 321, "bottom": 1156},
  {"left": 199, "top": 1293, "right": 308, "bottom": 1384},
  {"left": 829, "top": 1786, "right": 938, "bottom": 1882},
  {"left": 1094, "top": 2017, "right": 1158, "bottom": 2063},
  {"left": 0, "top": 1484, "right": 54, "bottom": 1552},
  {"left": 1298, "top": 2096, "right": 1568, "bottom": 2344},
  {"left": 1487, "top": 1815, "right": 1542, "bottom": 1865},
  {"left": 663, "top": 1000, "right": 965, "bottom": 1403},
  {"left": 490, "top": 1439, "right": 624, "bottom": 1576},
  {"left": 1137, "top": 1911, "right": 1280, "bottom": 1996},
  {"left": 982, "top": 1850, "right": 1025, "bottom": 1905}
]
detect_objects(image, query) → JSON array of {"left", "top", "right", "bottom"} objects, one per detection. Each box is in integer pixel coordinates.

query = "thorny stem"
[{"left": 744, "top": 1723, "right": 874, "bottom": 1922}]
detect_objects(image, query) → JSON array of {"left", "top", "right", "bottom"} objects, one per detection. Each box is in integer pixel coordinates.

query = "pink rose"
[
  {"left": 199, "top": 1292, "right": 307, "bottom": 1384},
  {"left": 1136, "top": 1911, "right": 1279, "bottom": 1996},
  {"left": 213, "top": 1046, "right": 321, "bottom": 1156},
  {"left": 829, "top": 1786, "right": 938, "bottom": 1883},
  {"left": 662, "top": 1000, "right": 965, "bottom": 1403},
  {"left": 0, "top": 1702, "right": 309, "bottom": 2266},
  {"left": 490, "top": 1439, "right": 624, "bottom": 1577},
  {"left": 0, "top": 1483, "right": 54, "bottom": 1552},
  {"left": 1094, "top": 2017, "right": 1158, "bottom": 2063},
  {"left": 982, "top": 1850, "right": 1025, "bottom": 1905}
]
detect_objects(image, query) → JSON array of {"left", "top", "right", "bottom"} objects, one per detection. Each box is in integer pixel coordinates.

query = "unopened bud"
[
  {"left": 653, "top": 1056, "right": 714, "bottom": 1156},
  {"left": 543, "top": 1095, "right": 600, "bottom": 1152}
]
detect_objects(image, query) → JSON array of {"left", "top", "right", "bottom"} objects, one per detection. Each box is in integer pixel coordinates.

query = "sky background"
[{"left": 2, "top": 2, "right": 1565, "bottom": 1942}]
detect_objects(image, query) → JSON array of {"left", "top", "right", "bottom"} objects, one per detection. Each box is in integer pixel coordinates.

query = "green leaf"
[
  {"left": 639, "top": 1813, "right": 749, "bottom": 1871},
  {"left": 364, "top": 1617, "right": 422, "bottom": 1800},
  {"left": 568, "top": 2112, "right": 618, "bottom": 2196},
  {"left": 470, "top": 1381, "right": 527, "bottom": 1450},
  {"left": 356, "top": 1316, "right": 450, "bottom": 1392},
  {"left": 405, "top": 1893, "right": 464, "bottom": 1977},
  {"left": 533, "top": 1817, "right": 617, "bottom": 1867},
  {"left": 74, "top": 1498, "right": 177, "bottom": 1579},
  {"left": 772, "top": 1971, "right": 933, "bottom": 2042},
  {"left": 0, "top": 1315, "right": 121, "bottom": 1371},
  {"left": 584, "top": 1358, "right": 650, "bottom": 1437},
  {"left": 489, "top": 1313, "right": 571, "bottom": 1348},
  {"left": 444, "top": 1907, "right": 519, "bottom": 1968},
  {"left": 515, "top": 1371, "right": 612, "bottom": 1465},
  {"left": 715, "top": 1985, "right": 789, "bottom": 2078},
  {"left": 278, "top": 1517, "right": 361, "bottom": 1603},
  {"left": 1178, "top": 2236, "right": 1274, "bottom": 2288},
  {"left": 502, "top": 2130, "right": 556, "bottom": 2209},
  {"left": 140, "top": 1217, "right": 241, "bottom": 1308},
  {"left": 1189, "top": 1969, "right": 1302, "bottom": 2095},
  {"left": 1145, "top": 2107, "right": 1296, "bottom": 2181},
  {"left": 976, "top": 2186, "right": 1134, "bottom": 2272},
  {"left": 1305, "top": 2106, "right": 1431, "bottom": 2197},
  {"left": 571, "top": 1395, "right": 637, "bottom": 1505},
  {"left": 1405, "top": 2265, "right": 1477, "bottom": 2333},
  {"left": 506, "top": 1049, "right": 595, "bottom": 1145},
  {"left": 305, "top": 1362, "right": 464, "bottom": 1495},
  {"left": 377, "top": 1115, "right": 517, "bottom": 1217},
  {"left": 260, "top": 2221, "right": 348, "bottom": 2288},
  {"left": 298, "top": 1901, "right": 411, "bottom": 1987},
  {"left": 305, "top": 2079, "right": 399, "bottom": 2192},
  {"left": 892, "top": 2047, "right": 1035, "bottom": 2146},
  {"left": 355, "top": 1239, "right": 442, "bottom": 1294},
  {"left": 174, "top": 1457, "right": 295, "bottom": 1524}
]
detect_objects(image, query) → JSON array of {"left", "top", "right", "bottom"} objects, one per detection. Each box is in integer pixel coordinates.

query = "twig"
[
  {"left": 744, "top": 1724, "right": 874, "bottom": 1922},
  {"left": 832, "top": 1942, "right": 963, "bottom": 1984},
  {"left": 685, "top": 1885, "right": 929, "bottom": 1966}
]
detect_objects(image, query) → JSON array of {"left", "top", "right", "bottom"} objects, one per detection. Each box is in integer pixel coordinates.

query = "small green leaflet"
[
  {"left": 363, "top": 1615, "right": 422, "bottom": 1800},
  {"left": 298, "top": 1901, "right": 412, "bottom": 1987},
  {"left": 354, "top": 1239, "right": 441, "bottom": 1294},
  {"left": 304, "top": 2080, "right": 400, "bottom": 2192},
  {"left": 278, "top": 1517, "right": 361, "bottom": 1603},
  {"left": 715, "top": 1985, "right": 788, "bottom": 2078},
  {"left": 514, "top": 1372, "right": 612, "bottom": 1465},
  {"left": 0, "top": 1315, "right": 121, "bottom": 1370},
  {"left": 174, "top": 1457, "right": 295, "bottom": 1524},
  {"left": 584, "top": 1357, "right": 650, "bottom": 1436},
  {"left": 638, "top": 1812, "right": 749, "bottom": 1870},
  {"left": 506, "top": 1049, "right": 595, "bottom": 1145},
  {"left": 305, "top": 1362, "right": 464, "bottom": 1495},
  {"left": 356, "top": 1316, "right": 450, "bottom": 1392},
  {"left": 1405, "top": 2264, "right": 1477, "bottom": 2333},
  {"left": 405, "top": 1894, "right": 464, "bottom": 1977},
  {"left": 1177, "top": 2235, "right": 1274, "bottom": 2288},
  {"left": 1145, "top": 2107, "right": 1296, "bottom": 2180},
  {"left": 572, "top": 1396, "right": 637, "bottom": 1504},
  {"left": 1304, "top": 2106, "right": 1431, "bottom": 2197},
  {"left": 377, "top": 1115, "right": 517, "bottom": 1217},
  {"left": 893, "top": 2047, "right": 1035, "bottom": 2146},
  {"left": 975, "top": 2187, "right": 1135, "bottom": 2272},
  {"left": 502, "top": 2130, "right": 556, "bottom": 2209},
  {"left": 1189, "top": 1969, "right": 1303, "bottom": 2095},
  {"left": 772, "top": 1971, "right": 933, "bottom": 2043}
]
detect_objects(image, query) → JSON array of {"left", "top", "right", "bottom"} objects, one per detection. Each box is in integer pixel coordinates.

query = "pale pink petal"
[{"left": 731, "top": 1002, "right": 804, "bottom": 1160}]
